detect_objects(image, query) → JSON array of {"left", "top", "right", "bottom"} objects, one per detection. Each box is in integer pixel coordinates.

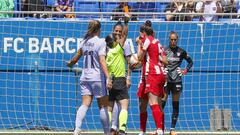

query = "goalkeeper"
[
  {"left": 105, "top": 13, "right": 131, "bottom": 135},
  {"left": 162, "top": 31, "right": 193, "bottom": 135}
]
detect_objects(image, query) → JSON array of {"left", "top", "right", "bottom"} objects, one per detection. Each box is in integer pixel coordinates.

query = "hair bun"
[{"left": 145, "top": 20, "right": 152, "bottom": 27}]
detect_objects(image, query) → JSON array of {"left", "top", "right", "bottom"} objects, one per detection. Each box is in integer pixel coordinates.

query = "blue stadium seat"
[
  {"left": 131, "top": 2, "right": 156, "bottom": 20},
  {"left": 101, "top": 2, "right": 119, "bottom": 12},
  {"left": 75, "top": 1, "right": 100, "bottom": 12},
  {"left": 47, "top": 0, "right": 55, "bottom": 7},
  {"left": 155, "top": 2, "right": 169, "bottom": 20},
  {"left": 74, "top": 1, "right": 100, "bottom": 18}
]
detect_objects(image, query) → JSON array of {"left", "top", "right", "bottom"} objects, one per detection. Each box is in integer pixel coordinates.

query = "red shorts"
[
  {"left": 137, "top": 77, "right": 148, "bottom": 99},
  {"left": 137, "top": 74, "right": 165, "bottom": 99}
]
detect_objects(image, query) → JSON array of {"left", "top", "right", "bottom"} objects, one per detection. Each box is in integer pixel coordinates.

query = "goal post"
[{"left": 0, "top": 11, "right": 240, "bottom": 135}]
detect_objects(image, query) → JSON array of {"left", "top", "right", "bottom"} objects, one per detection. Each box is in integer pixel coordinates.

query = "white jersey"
[{"left": 80, "top": 36, "right": 106, "bottom": 81}]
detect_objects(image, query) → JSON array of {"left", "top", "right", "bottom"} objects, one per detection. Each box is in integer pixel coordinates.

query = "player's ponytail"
[{"left": 84, "top": 20, "right": 101, "bottom": 41}]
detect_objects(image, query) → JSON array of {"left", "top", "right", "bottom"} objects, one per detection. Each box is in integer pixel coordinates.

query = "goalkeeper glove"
[{"left": 177, "top": 67, "right": 188, "bottom": 76}]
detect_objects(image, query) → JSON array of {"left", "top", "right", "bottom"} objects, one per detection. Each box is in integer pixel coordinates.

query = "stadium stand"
[
  {"left": 47, "top": 0, "right": 55, "bottom": 7},
  {"left": 74, "top": 1, "right": 100, "bottom": 19},
  {"left": 101, "top": 2, "right": 120, "bottom": 12},
  {"left": 9, "top": 1, "right": 240, "bottom": 21}
]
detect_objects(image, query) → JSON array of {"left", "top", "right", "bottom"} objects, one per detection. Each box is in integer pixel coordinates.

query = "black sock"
[{"left": 171, "top": 101, "right": 179, "bottom": 129}]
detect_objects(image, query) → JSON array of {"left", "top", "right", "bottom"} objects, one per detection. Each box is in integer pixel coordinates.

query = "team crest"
[{"left": 177, "top": 52, "right": 180, "bottom": 56}]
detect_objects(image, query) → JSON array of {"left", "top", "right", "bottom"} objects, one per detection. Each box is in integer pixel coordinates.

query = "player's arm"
[
  {"left": 124, "top": 42, "right": 134, "bottom": 87},
  {"left": 66, "top": 49, "right": 82, "bottom": 68},
  {"left": 99, "top": 55, "right": 112, "bottom": 90},
  {"left": 137, "top": 38, "right": 150, "bottom": 61},
  {"left": 119, "top": 13, "right": 130, "bottom": 47},
  {"left": 99, "top": 41, "right": 112, "bottom": 90},
  {"left": 178, "top": 50, "right": 193, "bottom": 76},
  {"left": 183, "top": 50, "right": 193, "bottom": 71},
  {"left": 159, "top": 44, "right": 168, "bottom": 66},
  {"left": 125, "top": 56, "right": 132, "bottom": 88},
  {"left": 161, "top": 53, "right": 168, "bottom": 66}
]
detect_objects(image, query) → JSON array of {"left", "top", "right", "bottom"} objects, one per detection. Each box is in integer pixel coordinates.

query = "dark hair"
[
  {"left": 169, "top": 31, "right": 178, "bottom": 39},
  {"left": 144, "top": 26, "right": 154, "bottom": 36},
  {"left": 139, "top": 20, "right": 152, "bottom": 33},
  {"left": 113, "top": 21, "right": 123, "bottom": 30},
  {"left": 105, "top": 34, "right": 114, "bottom": 48},
  {"left": 140, "top": 24, "right": 146, "bottom": 33},
  {"left": 84, "top": 20, "right": 101, "bottom": 40},
  {"left": 145, "top": 20, "right": 152, "bottom": 27}
]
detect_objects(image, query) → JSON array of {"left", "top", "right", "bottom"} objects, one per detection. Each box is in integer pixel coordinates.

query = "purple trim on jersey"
[
  {"left": 80, "top": 36, "right": 107, "bottom": 82},
  {"left": 80, "top": 81, "right": 108, "bottom": 98}
]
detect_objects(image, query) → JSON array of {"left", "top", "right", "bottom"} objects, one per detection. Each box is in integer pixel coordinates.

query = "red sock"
[
  {"left": 162, "top": 112, "right": 165, "bottom": 131},
  {"left": 150, "top": 104, "right": 163, "bottom": 130},
  {"left": 140, "top": 112, "right": 147, "bottom": 132}
]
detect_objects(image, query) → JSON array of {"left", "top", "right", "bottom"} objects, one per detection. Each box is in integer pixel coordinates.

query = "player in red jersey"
[
  {"left": 135, "top": 21, "right": 149, "bottom": 135},
  {"left": 134, "top": 26, "right": 168, "bottom": 135}
]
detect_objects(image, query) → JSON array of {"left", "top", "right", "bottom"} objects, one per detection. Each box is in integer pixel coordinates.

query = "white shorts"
[{"left": 80, "top": 81, "right": 108, "bottom": 98}]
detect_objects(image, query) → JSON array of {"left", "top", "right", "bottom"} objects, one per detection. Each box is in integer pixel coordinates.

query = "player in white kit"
[{"left": 67, "top": 20, "right": 112, "bottom": 135}]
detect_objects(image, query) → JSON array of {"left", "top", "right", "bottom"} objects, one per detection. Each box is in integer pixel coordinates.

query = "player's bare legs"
[{"left": 138, "top": 98, "right": 148, "bottom": 135}]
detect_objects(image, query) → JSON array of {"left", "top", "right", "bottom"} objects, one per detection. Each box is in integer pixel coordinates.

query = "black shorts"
[
  {"left": 164, "top": 82, "right": 182, "bottom": 95},
  {"left": 109, "top": 77, "right": 129, "bottom": 101}
]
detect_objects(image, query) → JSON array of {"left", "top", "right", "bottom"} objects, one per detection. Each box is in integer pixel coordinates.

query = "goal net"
[{"left": 0, "top": 1, "right": 240, "bottom": 134}]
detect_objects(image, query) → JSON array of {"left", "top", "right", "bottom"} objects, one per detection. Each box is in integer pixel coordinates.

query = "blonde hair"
[{"left": 84, "top": 20, "right": 101, "bottom": 40}]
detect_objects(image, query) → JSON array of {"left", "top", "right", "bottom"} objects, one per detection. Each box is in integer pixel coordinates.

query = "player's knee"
[
  {"left": 97, "top": 96, "right": 109, "bottom": 107},
  {"left": 161, "top": 93, "right": 168, "bottom": 101}
]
